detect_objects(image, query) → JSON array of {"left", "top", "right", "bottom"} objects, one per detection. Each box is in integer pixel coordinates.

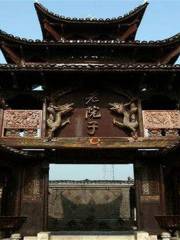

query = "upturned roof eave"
[
  {"left": 34, "top": 2, "right": 148, "bottom": 24},
  {"left": 0, "top": 30, "right": 180, "bottom": 65},
  {"left": 34, "top": 2, "right": 148, "bottom": 41}
]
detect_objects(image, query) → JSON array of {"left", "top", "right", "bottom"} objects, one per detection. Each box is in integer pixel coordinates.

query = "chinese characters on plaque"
[{"left": 85, "top": 93, "right": 102, "bottom": 135}]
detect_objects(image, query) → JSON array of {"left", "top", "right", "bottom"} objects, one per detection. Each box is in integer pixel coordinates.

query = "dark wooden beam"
[
  {"left": 19, "top": 45, "right": 25, "bottom": 62},
  {"left": 1, "top": 45, "right": 23, "bottom": 65},
  {"left": 43, "top": 20, "right": 61, "bottom": 41},
  {"left": 118, "top": 23, "right": 138, "bottom": 41},
  {"left": 159, "top": 46, "right": 180, "bottom": 64},
  {"left": 60, "top": 23, "right": 64, "bottom": 38}
]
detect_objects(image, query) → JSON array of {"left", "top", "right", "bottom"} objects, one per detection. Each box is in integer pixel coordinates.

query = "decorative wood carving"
[
  {"left": 2, "top": 110, "right": 42, "bottom": 137},
  {"left": 109, "top": 101, "right": 138, "bottom": 137},
  {"left": 46, "top": 102, "right": 74, "bottom": 140},
  {"left": 143, "top": 110, "right": 180, "bottom": 137},
  {"left": 143, "top": 110, "right": 180, "bottom": 129},
  {"left": 147, "top": 129, "right": 162, "bottom": 137},
  {"left": 166, "top": 129, "right": 179, "bottom": 137},
  {"left": 141, "top": 167, "right": 159, "bottom": 196},
  {"left": 140, "top": 195, "right": 160, "bottom": 202}
]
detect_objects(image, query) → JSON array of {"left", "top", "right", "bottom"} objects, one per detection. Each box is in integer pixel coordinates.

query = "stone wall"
[{"left": 48, "top": 180, "right": 135, "bottom": 231}]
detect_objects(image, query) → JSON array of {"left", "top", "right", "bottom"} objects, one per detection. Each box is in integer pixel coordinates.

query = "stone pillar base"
[
  {"left": 161, "top": 232, "right": 171, "bottom": 240},
  {"left": 10, "top": 233, "right": 22, "bottom": 240},
  {"left": 37, "top": 232, "right": 51, "bottom": 240},
  {"left": 135, "top": 231, "right": 150, "bottom": 240}
]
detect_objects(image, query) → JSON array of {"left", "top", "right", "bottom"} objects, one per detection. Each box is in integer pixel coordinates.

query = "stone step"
[
  {"left": 51, "top": 231, "right": 135, "bottom": 235},
  {"left": 23, "top": 231, "right": 156, "bottom": 240},
  {"left": 51, "top": 236, "right": 135, "bottom": 240}
]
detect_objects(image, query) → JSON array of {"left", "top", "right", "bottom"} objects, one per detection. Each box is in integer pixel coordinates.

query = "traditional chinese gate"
[{"left": 0, "top": 1, "right": 180, "bottom": 237}]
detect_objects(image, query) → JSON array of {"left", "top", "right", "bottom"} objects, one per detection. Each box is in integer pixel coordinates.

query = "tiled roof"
[
  {"left": 0, "top": 63, "right": 180, "bottom": 72},
  {"left": 1, "top": 29, "right": 179, "bottom": 46},
  {"left": 34, "top": 2, "right": 148, "bottom": 23},
  {"left": 0, "top": 144, "right": 33, "bottom": 158},
  {"left": 49, "top": 180, "right": 134, "bottom": 185}
]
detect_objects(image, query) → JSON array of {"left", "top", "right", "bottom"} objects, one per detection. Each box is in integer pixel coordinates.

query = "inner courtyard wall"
[{"left": 48, "top": 180, "right": 134, "bottom": 231}]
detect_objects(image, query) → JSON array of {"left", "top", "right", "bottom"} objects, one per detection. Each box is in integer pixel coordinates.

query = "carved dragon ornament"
[
  {"left": 46, "top": 102, "right": 74, "bottom": 140},
  {"left": 109, "top": 101, "right": 139, "bottom": 137}
]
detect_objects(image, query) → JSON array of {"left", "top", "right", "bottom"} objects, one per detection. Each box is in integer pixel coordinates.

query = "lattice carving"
[
  {"left": 2, "top": 110, "right": 42, "bottom": 137},
  {"left": 143, "top": 110, "right": 180, "bottom": 129},
  {"left": 141, "top": 168, "right": 159, "bottom": 196},
  {"left": 148, "top": 129, "right": 162, "bottom": 137},
  {"left": 141, "top": 169, "right": 150, "bottom": 195},
  {"left": 142, "top": 182, "right": 150, "bottom": 195},
  {"left": 143, "top": 110, "right": 180, "bottom": 137}
]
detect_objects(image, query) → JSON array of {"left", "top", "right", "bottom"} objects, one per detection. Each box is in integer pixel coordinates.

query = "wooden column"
[
  {"left": 163, "top": 162, "right": 180, "bottom": 215},
  {"left": 134, "top": 160, "right": 165, "bottom": 234},
  {"left": 0, "top": 109, "right": 3, "bottom": 137},
  {"left": 137, "top": 99, "right": 144, "bottom": 137},
  {"left": 14, "top": 167, "right": 23, "bottom": 216},
  {"left": 42, "top": 162, "right": 49, "bottom": 231},
  {"left": 42, "top": 99, "right": 47, "bottom": 138},
  {"left": 19, "top": 161, "right": 49, "bottom": 236}
]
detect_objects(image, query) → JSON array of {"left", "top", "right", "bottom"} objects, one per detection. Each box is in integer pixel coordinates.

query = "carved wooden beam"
[
  {"left": 159, "top": 46, "right": 180, "bottom": 64},
  {"left": 1, "top": 45, "right": 22, "bottom": 64},
  {"left": 118, "top": 23, "right": 138, "bottom": 41},
  {"left": 43, "top": 20, "right": 61, "bottom": 41}
]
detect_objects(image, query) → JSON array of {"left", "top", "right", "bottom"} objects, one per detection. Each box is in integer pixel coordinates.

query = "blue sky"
[{"left": 0, "top": 0, "right": 179, "bottom": 180}]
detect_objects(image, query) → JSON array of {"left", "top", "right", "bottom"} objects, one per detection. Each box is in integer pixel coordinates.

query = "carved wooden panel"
[
  {"left": 141, "top": 167, "right": 159, "bottom": 196},
  {"left": 140, "top": 195, "right": 160, "bottom": 202},
  {"left": 46, "top": 88, "right": 140, "bottom": 138},
  {"left": 143, "top": 110, "right": 180, "bottom": 129},
  {"left": 142, "top": 110, "right": 180, "bottom": 137},
  {"left": 2, "top": 110, "right": 42, "bottom": 137}
]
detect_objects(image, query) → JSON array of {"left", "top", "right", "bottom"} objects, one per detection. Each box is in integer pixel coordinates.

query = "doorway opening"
[{"left": 48, "top": 164, "right": 136, "bottom": 232}]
